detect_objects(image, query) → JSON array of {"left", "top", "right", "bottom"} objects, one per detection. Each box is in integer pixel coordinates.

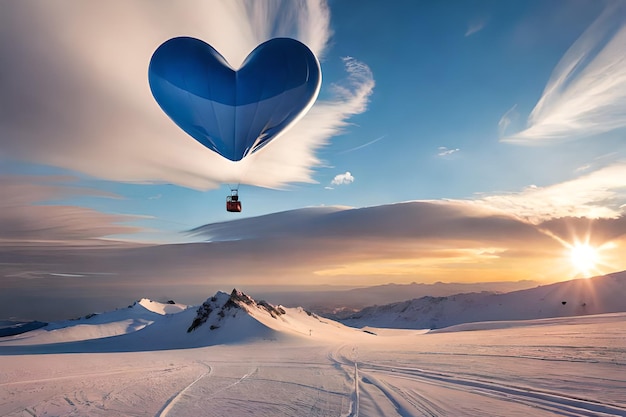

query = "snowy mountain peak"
[
  {"left": 227, "top": 288, "right": 256, "bottom": 308},
  {"left": 187, "top": 289, "right": 286, "bottom": 333},
  {"left": 135, "top": 298, "right": 188, "bottom": 315},
  {"left": 227, "top": 288, "right": 287, "bottom": 318}
]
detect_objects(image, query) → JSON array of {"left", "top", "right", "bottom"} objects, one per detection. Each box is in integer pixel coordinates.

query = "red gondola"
[{"left": 226, "top": 189, "right": 242, "bottom": 212}]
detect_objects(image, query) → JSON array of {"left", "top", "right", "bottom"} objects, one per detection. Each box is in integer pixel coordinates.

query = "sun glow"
[{"left": 570, "top": 243, "right": 599, "bottom": 277}]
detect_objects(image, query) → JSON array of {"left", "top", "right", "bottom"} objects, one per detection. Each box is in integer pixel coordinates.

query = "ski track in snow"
[
  {"left": 327, "top": 345, "right": 359, "bottom": 417},
  {"left": 1, "top": 298, "right": 625, "bottom": 417},
  {"left": 332, "top": 345, "right": 626, "bottom": 417},
  {"left": 150, "top": 356, "right": 352, "bottom": 417},
  {"left": 155, "top": 362, "right": 212, "bottom": 417},
  {"left": 2, "top": 341, "right": 625, "bottom": 417},
  {"left": 362, "top": 364, "right": 625, "bottom": 417}
]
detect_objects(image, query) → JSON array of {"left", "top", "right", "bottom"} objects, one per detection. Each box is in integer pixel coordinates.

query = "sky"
[{"left": 2, "top": 0, "right": 626, "bottom": 317}]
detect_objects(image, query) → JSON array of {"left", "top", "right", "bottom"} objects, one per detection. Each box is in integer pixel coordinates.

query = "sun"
[{"left": 569, "top": 243, "right": 599, "bottom": 277}]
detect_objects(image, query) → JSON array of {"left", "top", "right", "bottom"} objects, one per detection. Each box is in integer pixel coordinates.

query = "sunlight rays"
[{"left": 562, "top": 234, "right": 618, "bottom": 278}]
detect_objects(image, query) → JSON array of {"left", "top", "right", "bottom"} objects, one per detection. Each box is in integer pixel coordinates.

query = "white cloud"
[
  {"left": 465, "top": 19, "right": 487, "bottom": 37},
  {"left": 331, "top": 171, "right": 354, "bottom": 186},
  {"left": 336, "top": 135, "right": 386, "bottom": 154},
  {"left": 437, "top": 147, "right": 460, "bottom": 157},
  {"left": 0, "top": 176, "right": 142, "bottom": 245},
  {"left": 498, "top": 104, "right": 519, "bottom": 137},
  {"left": 502, "top": 3, "right": 626, "bottom": 144},
  {"left": 475, "top": 161, "right": 626, "bottom": 222},
  {"left": 0, "top": 0, "right": 373, "bottom": 190}
]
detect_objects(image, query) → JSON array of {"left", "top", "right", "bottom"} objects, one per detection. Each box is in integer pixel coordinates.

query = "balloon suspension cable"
[{"left": 228, "top": 184, "right": 240, "bottom": 202}]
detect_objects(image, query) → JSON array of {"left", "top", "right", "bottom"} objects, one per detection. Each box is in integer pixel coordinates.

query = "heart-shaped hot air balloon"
[{"left": 148, "top": 37, "right": 321, "bottom": 161}]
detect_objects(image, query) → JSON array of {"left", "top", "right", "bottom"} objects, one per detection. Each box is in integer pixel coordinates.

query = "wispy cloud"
[
  {"left": 475, "top": 161, "right": 626, "bottom": 222},
  {"left": 437, "top": 147, "right": 460, "bottom": 157},
  {"left": 465, "top": 18, "right": 487, "bottom": 37},
  {"left": 336, "top": 135, "right": 386, "bottom": 154},
  {"left": 498, "top": 104, "right": 519, "bottom": 137},
  {"left": 3, "top": 174, "right": 626, "bottom": 314},
  {"left": 0, "top": 0, "right": 373, "bottom": 190},
  {"left": 330, "top": 171, "right": 354, "bottom": 186},
  {"left": 502, "top": 3, "right": 626, "bottom": 143},
  {"left": 0, "top": 176, "right": 142, "bottom": 246}
]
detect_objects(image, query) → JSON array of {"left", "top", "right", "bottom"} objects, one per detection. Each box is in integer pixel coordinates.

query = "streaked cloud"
[
  {"left": 336, "top": 135, "right": 386, "bottom": 154},
  {"left": 503, "top": 3, "right": 626, "bottom": 143},
  {"left": 4, "top": 160, "right": 623, "bottom": 250},
  {"left": 437, "top": 147, "right": 460, "bottom": 157},
  {"left": 192, "top": 201, "right": 544, "bottom": 244},
  {"left": 465, "top": 18, "right": 487, "bottom": 37},
  {"left": 3, "top": 181, "right": 626, "bottom": 318},
  {"left": 475, "top": 161, "right": 626, "bottom": 222},
  {"left": 0, "top": 201, "right": 559, "bottom": 292},
  {"left": 0, "top": 175, "right": 117, "bottom": 206},
  {"left": 0, "top": 1, "right": 373, "bottom": 190},
  {"left": 331, "top": 171, "right": 354, "bottom": 186},
  {"left": 498, "top": 104, "right": 519, "bottom": 137},
  {"left": 0, "top": 176, "right": 142, "bottom": 246}
]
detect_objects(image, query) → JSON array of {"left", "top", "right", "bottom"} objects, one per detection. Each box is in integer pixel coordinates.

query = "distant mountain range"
[
  {"left": 338, "top": 270, "right": 626, "bottom": 329},
  {"left": 2, "top": 271, "right": 625, "bottom": 354},
  {"left": 253, "top": 279, "right": 540, "bottom": 315}
]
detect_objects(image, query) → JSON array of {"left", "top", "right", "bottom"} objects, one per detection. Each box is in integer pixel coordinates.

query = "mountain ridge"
[
  {"left": 338, "top": 271, "right": 626, "bottom": 329},
  {"left": 0, "top": 289, "right": 361, "bottom": 354}
]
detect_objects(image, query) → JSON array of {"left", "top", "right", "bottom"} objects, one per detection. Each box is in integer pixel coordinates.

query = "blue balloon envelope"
[{"left": 149, "top": 37, "right": 321, "bottom": 161}]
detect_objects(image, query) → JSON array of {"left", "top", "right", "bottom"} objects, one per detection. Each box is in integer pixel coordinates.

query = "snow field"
[
  {"left": 339, "top": 315, "right": 626, "bottom": 416},
  {"left": 0, "top": 295, "right": 625, "bottom": 416}
]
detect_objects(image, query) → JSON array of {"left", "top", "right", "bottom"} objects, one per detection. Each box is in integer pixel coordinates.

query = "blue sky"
[
  {"left": 0, "top": 1, "right": 617, "bottom": 228},
  {"left": 2, "top": 0, "right": 626, "bottom": 302}
]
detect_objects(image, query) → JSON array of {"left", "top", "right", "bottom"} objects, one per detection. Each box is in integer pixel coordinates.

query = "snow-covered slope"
[
  {"left": 5, "top": 270, "right": 625, "bottom": 354},
  {"left": 137, "top": 298, "right": 187, "bottom": 315},
  {"left": 0, "top": 290, "right": 365, "bottom": 354},
  {"left": 2, "top": 299, "right": 189, "bottom": 345},
  {"left": 340, "top": 270, "right": 626, "bottom": 329},
  {"left": 0, "top": 320, "right": 47, "bottom": 337}
]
